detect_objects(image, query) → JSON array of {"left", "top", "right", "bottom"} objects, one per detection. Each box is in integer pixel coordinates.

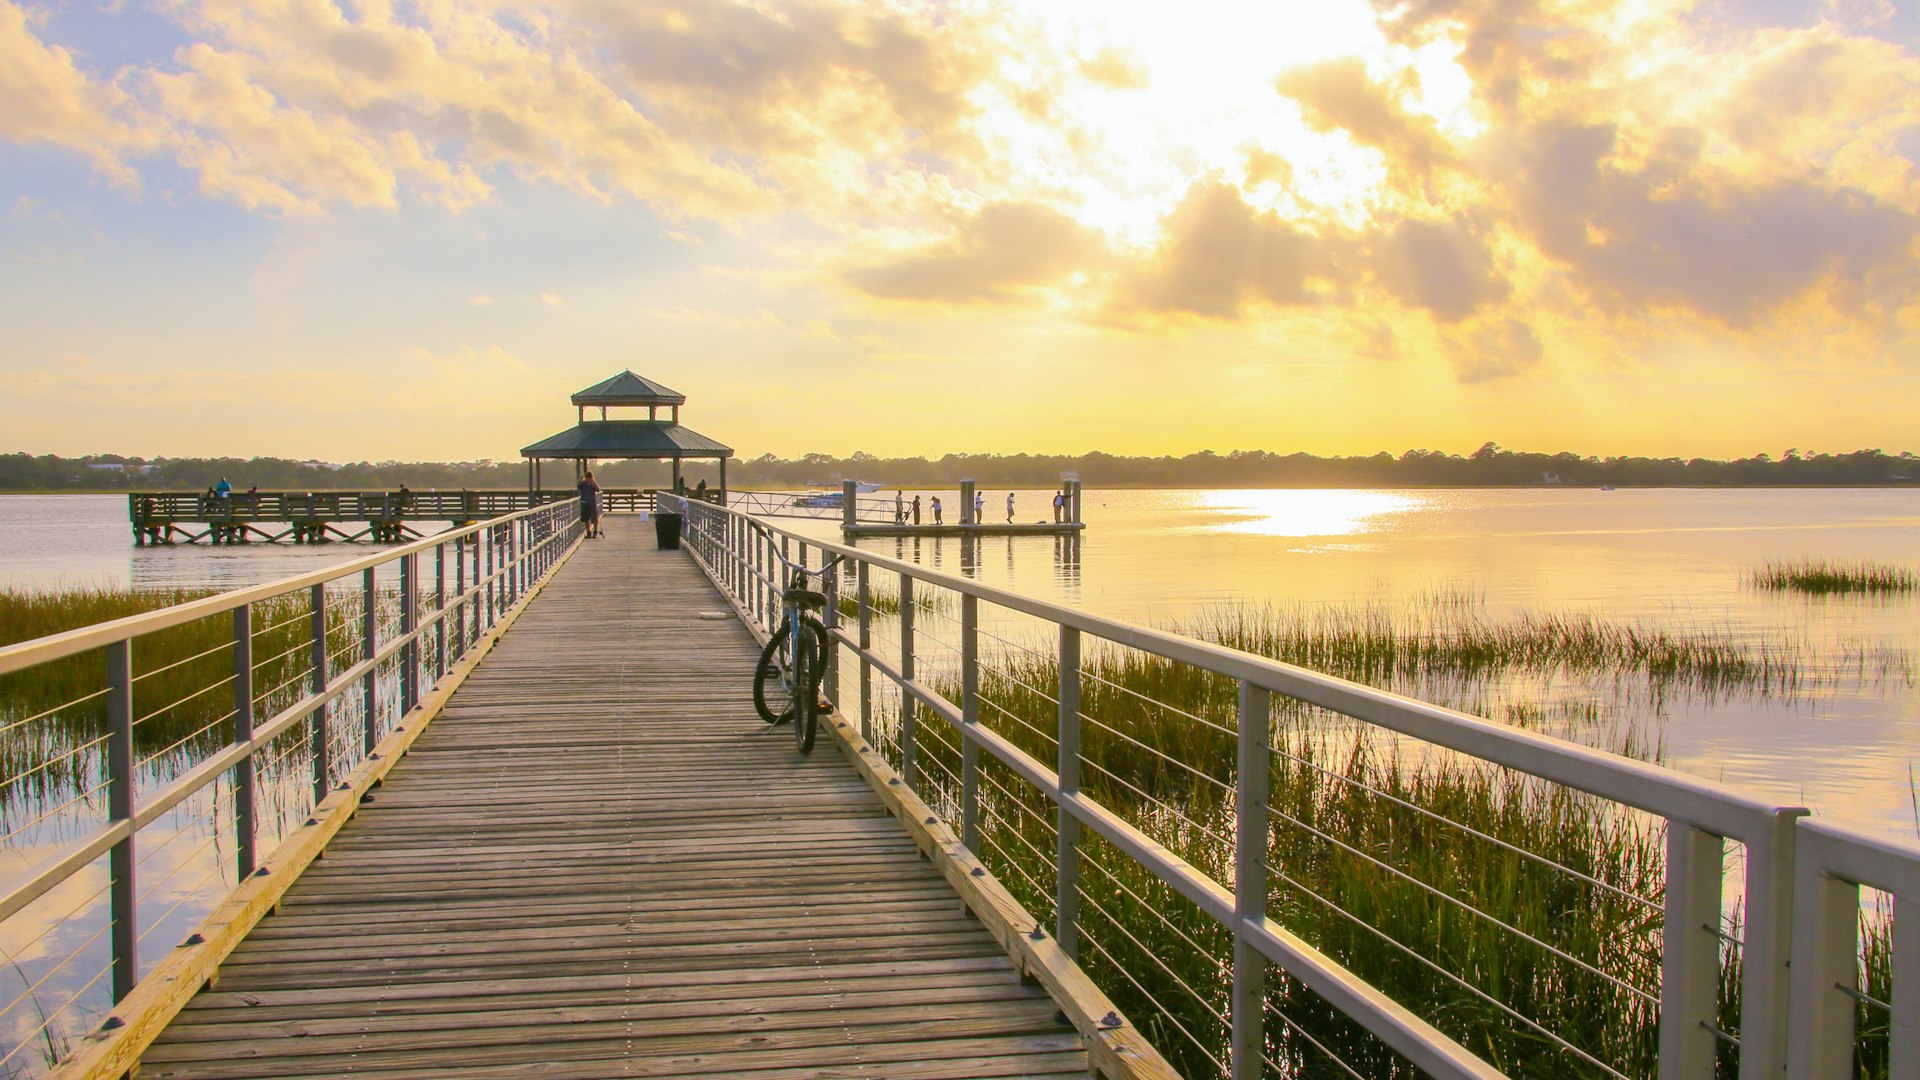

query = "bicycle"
[{"left": 750, "top": 523, "right": 842, "bottom": 753}]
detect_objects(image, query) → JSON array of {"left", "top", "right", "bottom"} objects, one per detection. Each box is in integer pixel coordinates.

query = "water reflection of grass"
[
  {"left": 856, "top": 596, "right": 1900, "bottom": 1077},
  {"left": 1749, "top": 559, "right": 1917, "bottom": 596}
]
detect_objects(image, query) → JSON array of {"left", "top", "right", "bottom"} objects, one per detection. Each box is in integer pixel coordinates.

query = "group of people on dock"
[{"left": 888, "top": 488, "right": 1074, "bottom": 525}]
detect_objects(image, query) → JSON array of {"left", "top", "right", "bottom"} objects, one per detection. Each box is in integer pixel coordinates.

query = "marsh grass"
[
  {"left": 835, "top": 585, "right": 953, "bottom": 620},
  {"left": 0, "top": 585, "right": 410, "bottom": 823},
  {"left": 1191, "top": 602, "right": 1807, "bottom": 701},
  {"left": 852, "top": 596, "right": 1899, "bottom": 1078},
  {"left": 1749, "top": 559, "right": 1918, "bottom": 596}
]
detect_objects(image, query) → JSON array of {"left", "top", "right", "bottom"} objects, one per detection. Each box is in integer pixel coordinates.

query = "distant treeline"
[{"left": 2, "top": 444, "right": 1915, "bottom": 492}]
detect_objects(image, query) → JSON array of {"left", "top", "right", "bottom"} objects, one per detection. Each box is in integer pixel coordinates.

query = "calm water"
[
  {"left": 0, "top": 488, "right": 1916, "bottom": 1071},
  {"left": 4, "top": 488, "right": 1919, "bottom": 833}
]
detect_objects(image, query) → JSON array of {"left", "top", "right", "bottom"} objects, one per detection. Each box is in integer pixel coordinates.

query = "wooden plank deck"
[{"left": 136, "top": 527, "right": 1091, "bottom": 1079}]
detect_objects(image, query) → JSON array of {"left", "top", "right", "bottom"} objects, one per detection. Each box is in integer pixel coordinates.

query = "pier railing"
[
  {"left": 676, "top": 497, "right": 1910, "bottom": 1080},
  {"left": 129, "top": 488, "right": 643, "bottom": 543},
  {"left": 0, "top": 499, "right": 583, "bottom": 1073}
]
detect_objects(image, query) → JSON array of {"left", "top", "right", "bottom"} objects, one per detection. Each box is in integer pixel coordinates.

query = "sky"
[{"left": 1, "top": 0, "right": 1916, "bottom": 463}]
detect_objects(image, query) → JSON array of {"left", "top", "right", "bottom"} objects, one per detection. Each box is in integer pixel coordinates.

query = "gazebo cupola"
[
  {"left": 521, "top": 371, "right": 734, "bottom": 497},
  {"left": 571, "top": 370, "right": 686, "bottom": 423}
]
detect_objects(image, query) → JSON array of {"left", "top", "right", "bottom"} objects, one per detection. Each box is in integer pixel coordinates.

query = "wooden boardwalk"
[{"left": 136, "top": 528, "right": 1091, "bottom": 1078}]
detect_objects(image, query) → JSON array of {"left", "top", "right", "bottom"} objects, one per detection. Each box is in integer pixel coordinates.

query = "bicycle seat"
[{"left": 783, "top": 588, "right": 829, "bottom": 610}]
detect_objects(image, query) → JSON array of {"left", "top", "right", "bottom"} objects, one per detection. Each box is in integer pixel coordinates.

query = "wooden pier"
[
  {"left": 105, "top": 526, "right": 1153, "bottom": 1079},
  {"left": 127, "top": 489, "right": 650, "bottom": 545}
]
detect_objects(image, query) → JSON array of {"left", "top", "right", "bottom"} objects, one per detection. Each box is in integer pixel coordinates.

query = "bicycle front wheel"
[{"left": 793, "top": 618, "right": 831, "bottom": 753}]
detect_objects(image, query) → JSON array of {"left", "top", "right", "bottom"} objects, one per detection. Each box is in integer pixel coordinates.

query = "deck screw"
[
  {"left": 1099, "top": 1011, "right": 1122, "bottom": 1029},
  {"left": 1029, "top": 924, "right": 1045, "bottom": 941},
  {"left": 181, "top": 933, "right": 206, "bottom": 947},
  {"left": 923, "top": 816, "right": 936, "bottom": 825},
  {"left": 100, "top": 1017, "right": 125, "bottom": 1031},
  {"left": 970, "top": 867, "right": 986, "bottom": 877},
  {"left": 888, "top": 778, "right": 900, "bottom": 786}
]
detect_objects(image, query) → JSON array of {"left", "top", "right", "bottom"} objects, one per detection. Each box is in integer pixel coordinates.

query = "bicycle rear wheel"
[
  {"left": 754, "top": 615, "right": 829, "bottom": 726},
  {"left": 791, "top": 625, "right": 818, "bottom": 753}
]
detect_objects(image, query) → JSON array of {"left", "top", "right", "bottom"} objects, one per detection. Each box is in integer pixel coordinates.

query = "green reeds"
[
  {"left": 835, "top": 585, "right": 953, "bottom": 620},
  {"left": 1748, "top": 559, "right": 1918, "bottom": 596},
  {"left": 1191, "top": 602, "right": 1806, "bottom": 699},
  {"left": 0, "top": 585, "right": 400, "bottom": 820},
  {"left": 864, "top": 613, "right": 1893, "bottom": 1078}
]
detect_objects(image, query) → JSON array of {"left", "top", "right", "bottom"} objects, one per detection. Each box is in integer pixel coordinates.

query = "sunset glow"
[{"left": 1, "top": 0, "right": 1915, "bottom": 461}]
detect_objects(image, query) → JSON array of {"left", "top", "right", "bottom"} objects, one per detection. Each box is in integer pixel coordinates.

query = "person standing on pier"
[
  {"left": 912, "top": 495, "right": 922, "bottom": 525},
  {"left": 578, "top": 470, "right": 603, "bottom": 539},
  {"left": 931, "top": 495, "right": 943, "bottom": 524},
  {"left": 215, "top": 476, "right": 232, "bottom": 500},
  {"left": 973, "top": 490, "right": 984, "bottom": 524},
  {"left": 1006, "top": 491, "right": 1015, "bottom": 523},
  {"left": 895, "top": 491, "right": 906, "bottom": 524}
]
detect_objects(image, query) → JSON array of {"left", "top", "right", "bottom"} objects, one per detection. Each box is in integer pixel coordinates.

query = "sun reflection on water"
[{"left": 1193, "top": 488, "right": 1424, "bottom": 537}]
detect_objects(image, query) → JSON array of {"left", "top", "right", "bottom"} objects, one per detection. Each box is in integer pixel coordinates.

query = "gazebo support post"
[
  {"left": 719, "top": 458, "right": 727, "bottom": 504},
  {"left": 671, "top": 457, "right": 682, "bottom": 493}
]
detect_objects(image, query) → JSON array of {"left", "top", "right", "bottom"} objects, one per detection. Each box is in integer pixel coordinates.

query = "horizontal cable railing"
[
  {"left": 674, "top": 496, "right": 1909, "bottom": 1080},
  {"left": 0, "top": 499, "right": 583, "bottom": 1075}
]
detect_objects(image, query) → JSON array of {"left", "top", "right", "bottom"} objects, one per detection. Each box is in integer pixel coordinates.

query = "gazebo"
[{"left": 520, "top": 371, "right": 734, "bottom": 497}]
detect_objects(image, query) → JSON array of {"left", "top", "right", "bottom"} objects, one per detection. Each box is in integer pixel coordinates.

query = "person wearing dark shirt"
[{"left": 578, "top": 472, "right": 603, "bottom": 539}]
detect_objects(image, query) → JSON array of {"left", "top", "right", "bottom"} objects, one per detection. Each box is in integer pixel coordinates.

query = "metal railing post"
[
  {"left": 1659, "top": 821, "right": 1724, "bottom": 1076},
  {"left": 484, "top": 525, "right": 496, "bottom": 629},
  {"left": 310, "top": 583, "right": 329, "bottom": 802},
  {"left": 960, "top": 591, "right": 980, "bottom": 852},
  {"left": 1740, "top": 808, "right": 1803, "bottom": 1079},
  {"left": 105, "top": 639, "right": 137, "bottom": 1002},
  {"left": 899, "top": 573, "right": 917, "bottom": 787},
  {"left": 1232, "top": 680, "right": 1271, "bottom": 1080},
  {"left": 400, "top": 552, "right": 419, "bottom": 714},
  {"left": 232, "top": 606, "right": 257, "bottom": 879},
  {"left": 1788, "top": 849, "right": 1866, "bottom": 1078},
  {"left": 455, "top": 536, "right": 469, "bottom": 653},
  {"left": 434, "top": 542, "right": 447, "bottom": 680},
  {"left": 1056, "top": 625, "right": 1081, "bottom": 957},
  {"left": 858, "top": 563, "right": 873, "bottom": 741},
  {"left": 361, "top": 567, "right": 378, "bottom": 752},
  {"left": 779, "top": 536, "right": 792, "bottom": 637},
  {"left": 823, "top": 557, "right": 840, "bottom": 710}
]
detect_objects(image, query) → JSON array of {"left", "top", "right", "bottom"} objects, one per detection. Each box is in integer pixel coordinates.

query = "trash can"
[{"left": 653, "top": 512, "right": 683, "bottom": 550}]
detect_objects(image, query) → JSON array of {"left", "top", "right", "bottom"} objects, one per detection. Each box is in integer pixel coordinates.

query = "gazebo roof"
[
  {"left": 520, "top": 420, "right": 733, "bottom": 460},
  {"left": 570, "top": 370, "right": 686, "bottom": 407}
]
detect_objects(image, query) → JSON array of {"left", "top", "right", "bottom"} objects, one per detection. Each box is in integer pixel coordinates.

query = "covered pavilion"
[{"left": 520, "top": 371, "right": 734, "bottom": 498}]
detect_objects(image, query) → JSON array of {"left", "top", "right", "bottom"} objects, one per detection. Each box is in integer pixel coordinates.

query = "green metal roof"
[
  {"left": 570, "top": 370, "right": 686, "bottom": 406},
  {"left": 520, "top": 420, "right": 733, "bottom": 459}
]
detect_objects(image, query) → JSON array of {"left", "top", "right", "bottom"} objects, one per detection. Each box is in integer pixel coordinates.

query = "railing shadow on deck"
[
  {"left": 670, "top": 493, "right": 1918, "bottom": 1080},
  {"left": 0, "top": 500, "right": 584, "bottom": 1076}
]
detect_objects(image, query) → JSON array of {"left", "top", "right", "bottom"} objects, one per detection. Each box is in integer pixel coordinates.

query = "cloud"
[
  {"left": 1370, "top": 217, "right": 1507, "bottom": 321},
  {"left": 539, "top": 291, "right": 565, "bottom": 307},
  {"left": 0, "top": 2, "right": 136, "bottom": 182},
  {"left": 1119, "top": 183, "right": 1344, "bottom": 319},
  {"left": 1080, "top": 47, "right": 1148, "bottom": 90},
  {"left": 1450, "top": 316, "right": 1542, "bottom": 383},
  {"left": 843, "top": 201, "right": 1109, "bottom": 303},
  {"left": 468, "top": 293, "right": 494, "bottom": 307},
  {"left": 1498, "top": 118, "right": 1917, "bottom": 323},
  {"left": 1275, "top": 56, "right": 1451, "bottom": 174}
]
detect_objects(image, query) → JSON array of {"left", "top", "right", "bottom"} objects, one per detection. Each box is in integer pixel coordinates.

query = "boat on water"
[{"left": 793, "top": 482, "right": 883, "bottom": 508}]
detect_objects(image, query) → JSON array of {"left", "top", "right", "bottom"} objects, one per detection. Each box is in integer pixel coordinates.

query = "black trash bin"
[{"left": 653, "top": 512, "right": 683, "bottom": 550}]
